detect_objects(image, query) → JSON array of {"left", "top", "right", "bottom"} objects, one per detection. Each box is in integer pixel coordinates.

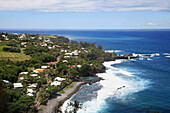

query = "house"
[
  {"left": 20, "top": 72, "right": 29, "bottom": 75},
  {"left": 61, "top": 50, "right": 67, "bottom": 52},
  {"left": 77, "top": 65, "right": 81, "bottom": 68},
  {"left": 63, "top": 60, "right": 68, "bottom": 63},
  {"left": 27, "top": 88, "right": 34, "bottom": 96},
  {"left": 43, "top": 43, "right": 47, "bottom": 46},
  {"left": 33, "top": 70, "right": 39, "bottom": 74},
  {"left": 14, "top": 83, "right": 23, "bottom": 88},
  {"left": 53, "top": 45, "right": 61, "bottom": 48},
  {"left": 30, "top": 37, "right": 35, "bottom": 39},
  {"left": 54, "top": 77, "right": 65, "bottom": 81},
  {"left": 31, "top": 74, "right": 38, "bottom": 77},
  {"left": 44, "top": 37, "right": 50, "bottom": 43},
  {"left": 84, "top": 50, "right": 88, "bottom": 53},
  {"left": 19, "top": 77, "right": 24, "bottom": 80},
  {"left": 71, "top": 65, "right": 76, "bottom": 68},
  {"left": 64, "top": 56, "right": 71, "bottom": 58},
  {"left": 5, "top": 37, "right": 9, "bottom": 41},
  {"left": 41, "top": 66, "right": 49, "bottom": 69},
  {"left": 68, "top": 65, "right": 76, "bottom": 68},
  {"left": 39, "top": 42, "right": 43, "bottom": 46},
  {"left": 35, "top": 69, "right": 44, "bottom": 73},
  {"left": 27, "top": 89, "right": 34, "bottom": 94},
  {"left": 65, "top": 53, "right": 73, "bottom": 56},
  {"left": 51, "top": 81, "right": 61, "bottom": 86},
  {"left": 28, "top": 83, "right": 37, "bottom": 89},
  {"left": 48, "top": 46, "right": 53, "bottom": 49},
  {"left": 18, "top": 34, "right": 26, "bottom": 40},
  {"left": 27, "top": 93, "right": 33, "bottom": 96},
  {"left": 2, "top": 35, "right": 6, "bottom": 37},
  {"left": 38, "top": 37, "right": 43, "bottom": 40},
  {"left": 3, "top": 80, "right": 9, "bottom": 84},
  {"left": 21, "top": 42, "right": 27, "bottom": 46}
]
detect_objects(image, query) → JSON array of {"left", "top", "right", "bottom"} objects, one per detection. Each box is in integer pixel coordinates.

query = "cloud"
[{"left": 0, "top": 0, "right": 170, "bottom": 12}]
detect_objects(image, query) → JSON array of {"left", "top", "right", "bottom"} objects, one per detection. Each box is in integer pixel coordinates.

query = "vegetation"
[{"left": 0, "top": 32, "right": 117, "bottom": 113}]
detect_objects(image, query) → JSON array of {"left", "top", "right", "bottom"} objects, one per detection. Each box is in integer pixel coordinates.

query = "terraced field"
[{"left": 0, "top": 45, "right": 31, "bottom": 61}]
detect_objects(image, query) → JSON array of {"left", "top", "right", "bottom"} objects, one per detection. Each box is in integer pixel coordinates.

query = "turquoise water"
[{"left": 1, "top": 29, "right": 170, "bottom": 113}]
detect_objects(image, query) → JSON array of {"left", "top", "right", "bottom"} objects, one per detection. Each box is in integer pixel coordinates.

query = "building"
[
  {"left": 51, "top": 81, "right": 61, "bottom": 86},
  {"left": 30, "top": 74, "right": 38, "bottom": 77},
  {"left": 54, "top": 77, "right": 65, "bottom": 81},
  {"left": 3, "top": 80, "right": 9, "bottom": 84},
  {"left": 41, "top": 66, "right": 49, "bottom": 69},
  {"left": 20, "top": 72, "right": 29, "bottom": 75},
  {"left": 14, "top": 83, "right": 23, "bottom": 88}
]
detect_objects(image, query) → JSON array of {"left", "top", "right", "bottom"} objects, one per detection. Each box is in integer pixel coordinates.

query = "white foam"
[
  {"left": 165, "top": 56, "right": 170, "bottom": 58},
  {"left": 137, "top": 53, "right": 160, "bottom": 57},
  {"left": 163, "top": 53, "right": 170, "bottom": 56},
  {"left": 154, "top": 53, "right": 160, "bottom": 56},
  {"left": 76, "top": 60, "right": 150, "bottom": 113}
]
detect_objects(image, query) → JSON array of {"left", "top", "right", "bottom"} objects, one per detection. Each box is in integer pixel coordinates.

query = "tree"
[
  {"left": 9, "top": 95, "right": 35, "bottom": 113},
  {"left": 97, "top": 45, "right": 102, "bottom": 49},
  {"left": 0, "top": 82, "right": 9, "bottom": 113},
  {"left": 67, "top": 68, "right": 78, "bottom": 79},
  {"left": 79, "top": 64, "right": 93, "bottom": 77}
]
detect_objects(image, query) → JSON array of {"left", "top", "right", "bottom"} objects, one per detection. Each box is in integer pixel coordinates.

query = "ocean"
[{"left": 1, "top": 29, "right": 170, "bottom": 113}]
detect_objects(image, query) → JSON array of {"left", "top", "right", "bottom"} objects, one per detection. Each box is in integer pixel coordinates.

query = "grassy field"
[
  {"left": 0, "top": 45, "right": 31, "bottom": 61},
  {"left": 39, "top": 35, "right": 57, "bottom": 38}
]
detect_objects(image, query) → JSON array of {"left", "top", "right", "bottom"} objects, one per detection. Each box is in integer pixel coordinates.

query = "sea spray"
[{"left": 62, "top": 60, "right": 150, "bottom": 113}]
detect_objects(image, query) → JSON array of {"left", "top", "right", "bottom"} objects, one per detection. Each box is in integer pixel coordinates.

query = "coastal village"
[
  {"left": 0, "top": 32, "right": 161, "bottom": 113},
  {"left": 0, "top": 32, "right": 117, "bottom": 113}
]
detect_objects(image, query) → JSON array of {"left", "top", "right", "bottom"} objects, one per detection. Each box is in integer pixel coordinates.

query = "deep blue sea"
[{"left": 1, "top": 29, "right": 170, "bottom": 113}]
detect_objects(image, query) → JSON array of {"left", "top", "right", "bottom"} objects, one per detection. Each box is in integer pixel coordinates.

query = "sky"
[{"left": 0, "top": 0, "right": 170, "bottom": 29}]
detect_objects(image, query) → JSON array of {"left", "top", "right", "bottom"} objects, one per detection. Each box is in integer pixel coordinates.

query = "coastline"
[
  {"left": 38, "top": 60, "right": 129, "bottom": 113},
  {"left": 38, "top": 82, "right": 86, "bottom": 113}
]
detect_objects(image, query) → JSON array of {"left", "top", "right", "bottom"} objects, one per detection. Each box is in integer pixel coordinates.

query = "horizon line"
[{"left": 0, "top": 28, "right": 170, "bottom": 31}]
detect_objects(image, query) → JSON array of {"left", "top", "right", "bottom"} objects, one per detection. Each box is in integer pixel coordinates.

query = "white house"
[
  {"left": 3, "top": 80, "right": 9, "bottom": 84},
  {"left": 33, "top": 70, "right": 39, "bottom": 74},
  {"left": 63, "top": 60, "right": 68, "bottom": 63},
  {"left": 48, "top": 46, "right": 53, "bottom": 49},
  {"left": 51, "top": 81, "right": 61, "bottom": 86},
  {"left": 28, "top": 83, "right": 37, "bottom": 88},
  {"left": 77, "top": 65, "right": 81, "bottom": 68},
  {"left": 31, "top": 74, "right": 38, "bottom": 77},
  {"left": 64, "top": 56, "right": 71, "bottom": 58},
  {"left": 27, "top": 93, "right": 33, "bottom": 96},
  {"left": 41, "top": 66, "right": 49, "bottom": 69},
  {"left": 14, "top": 83, "right": 23, "bottom": 88},
  {"left": 21, "top": 42, "right": 27, "bottom": 46},
  {"left": 61, "top": 50, "right": 67, "bottom": 52},
  {"left": 30, "top": 37, "right": 35, "bottom": 39},
  {"left": 54, "top": 77, "right": 65, "bottom": 81},
  {"left": 38, "top": 37, "right": 42, "bottom": 40},
  {"left": 20, "top": 72, "right": 29, "bottom": 75},
  {"left": 65, "top": 53, "right": 73, "bottom": 56},
  {"left": 44, "top": 37, "right": 50, "bottom": 43},
  {"left": 27, "top": 89, "right": 34, "bottom": 94},
  {"left": 72, "top": 51, "right": 78, "bottom": 56},
  {"left": 19, "top": 77, "right": 24, "bottom": 80}
]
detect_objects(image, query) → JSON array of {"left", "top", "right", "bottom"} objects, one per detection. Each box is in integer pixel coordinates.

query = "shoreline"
[
  {"left": 38, "top": 82, "right": 86, "bottom": 113},
  {"left": 38, "top": 60, "right": 129, "bottom": 113}
]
